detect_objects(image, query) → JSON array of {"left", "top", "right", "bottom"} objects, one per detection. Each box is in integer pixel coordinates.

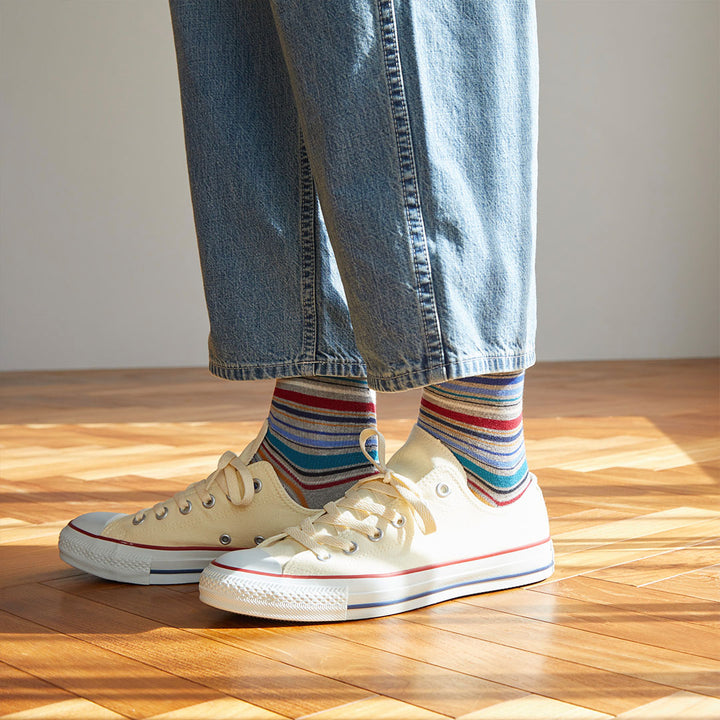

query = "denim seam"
[
  {"left": 367, "top": 349, "right": 537, "bottom": 392},
  {"left": 209, "top": 350, "right": 535, "bottom": 391},
  {"left": 298, "top": 131, "right": 317, "bottom": 364},
  {"left": 376, "top": 0, "right": 446, "bottom": 374},
  {"left": 210, "top": 359, "right": 367, "bottom": 370},
  {"left": 209, "top": 359, "right": 368, "bottom": 382}
]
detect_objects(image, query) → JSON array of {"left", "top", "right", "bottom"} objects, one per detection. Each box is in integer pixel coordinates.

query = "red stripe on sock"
[
  {"left": 420, "top": 397, "right": 523, "bottom": 431},
  {"left": 273, "top": 386, "right": 376, "bottom": 414}
]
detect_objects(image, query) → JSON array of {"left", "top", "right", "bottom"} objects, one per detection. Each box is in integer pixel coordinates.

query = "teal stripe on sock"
[
  {"left": 457, "top": 455, "right": 529, "bottom": 490},
  {"left": 266, "top": 429, "right": 372, "bottom": 472},
  {"left": 417, "top": 372, "right": 531, "bottom": 505}
]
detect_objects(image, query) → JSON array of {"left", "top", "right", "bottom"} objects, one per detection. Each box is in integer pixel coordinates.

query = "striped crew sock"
[
  {"left": 417, "top": 371, "right": 530, "bottom": 506},
  {"left": 253, "top": 377, "right": 378, "bottom": 508}
]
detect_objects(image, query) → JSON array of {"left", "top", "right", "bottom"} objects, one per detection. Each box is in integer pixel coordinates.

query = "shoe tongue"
[
  {"left": 263, "top": 535, "right": 305, "bottom": 566},
  {"left": 239, "top": 420, "right": 269, "bottom": 465},
  {"left": 386, "top": 424, "right": 463, "bottom": 481}
]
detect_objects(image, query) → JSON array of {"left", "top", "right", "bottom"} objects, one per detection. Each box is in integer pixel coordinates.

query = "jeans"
[{"left": 169, "top": 0, "right": 538, "bottom": 392}]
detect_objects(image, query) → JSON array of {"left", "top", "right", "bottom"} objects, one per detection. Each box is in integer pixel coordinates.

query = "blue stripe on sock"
[
  {"left": 266, "top": 430, "right": 373, "bottom": 471},
  {"left": 267, "top": 417, "right": 366, "bottom": 450},
  {"left": 420, "top": 412, "right": 525, "bottom": 446},
  {"left": 457, "top": 456, "right": 529, "bottom": 490}
]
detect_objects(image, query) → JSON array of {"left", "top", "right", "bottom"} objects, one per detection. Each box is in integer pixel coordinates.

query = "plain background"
[{"left": 1, "top": 0, "right": 718, "bottom": 373}]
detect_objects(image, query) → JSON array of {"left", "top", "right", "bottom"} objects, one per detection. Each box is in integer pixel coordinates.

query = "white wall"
[
  {"left": 535, "top": 0, "right": 719, "bottom": 361},
  {"left": 1, "top": 0, "right": 718, "bottom": 372},
  {"left": 0, "top": 1, "right": 207, "bottom": 371}
]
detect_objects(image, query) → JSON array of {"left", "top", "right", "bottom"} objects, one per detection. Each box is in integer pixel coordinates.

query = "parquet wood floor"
[{"left": 0, "top": 359, "right": 718, "bottom": 719}]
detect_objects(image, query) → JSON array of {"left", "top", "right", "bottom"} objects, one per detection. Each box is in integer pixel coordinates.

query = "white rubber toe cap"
[
  {"left": 69, "top": 511, "right": 123, "bottom": 536},
  {"left": 211, "top": 547, "right": 283, "bottom": 575}
]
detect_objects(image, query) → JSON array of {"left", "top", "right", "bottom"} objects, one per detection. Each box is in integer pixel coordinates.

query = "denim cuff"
[{"left": 209, "top": 349, "right": 535, "bottom": 393}]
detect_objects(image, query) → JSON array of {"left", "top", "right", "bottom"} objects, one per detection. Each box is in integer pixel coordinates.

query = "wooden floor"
[{"left": 1, "top": 359, "right": 718, "bottom": 719}]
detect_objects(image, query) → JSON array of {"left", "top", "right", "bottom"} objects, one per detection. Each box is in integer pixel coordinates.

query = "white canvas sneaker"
[
  {"left": 58, "top": 422, "right": 320, "bottom": 584},
  {"left": 199, "top": 425, "right": 554, "bottom": 621}
]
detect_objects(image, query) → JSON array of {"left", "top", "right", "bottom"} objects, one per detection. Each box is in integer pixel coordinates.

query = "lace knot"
[
  {"left": 357, "top": 428, "right": 437, "bottom": 535},
  {"left": 205, "top": 450, "right": 255, "bottom": 506}
]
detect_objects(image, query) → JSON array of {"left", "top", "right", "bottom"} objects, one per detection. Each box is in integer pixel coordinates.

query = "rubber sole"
[
  {"left": 58, "top": 522, "right": 233, "bottom": 585},
  {"left": 199, "top": 538, "right": 554, "bottom": 621}
]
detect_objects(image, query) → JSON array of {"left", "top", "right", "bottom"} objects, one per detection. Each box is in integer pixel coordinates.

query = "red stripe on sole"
[
  {"left": 68, "top": 521, "right": 243, "bottom": 552},
  {"left": 211, "top": 536, "right": 552, "bottom": 580}
]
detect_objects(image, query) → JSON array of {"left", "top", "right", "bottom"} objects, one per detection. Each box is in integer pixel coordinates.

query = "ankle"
[{"left": 254, "top": 376, "right": 377, "bottom": 507}]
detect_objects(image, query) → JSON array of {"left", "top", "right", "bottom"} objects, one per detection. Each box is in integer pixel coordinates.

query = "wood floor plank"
[
  {"left": 299, "top": 695, "right": 451, "bottom": 719},
  {"left": 551, "top": 437, "right": 720, "bottom": 472},
  {"left": 612, "top": 690, "right": 720, "bottom": 719},
  {"left": 0, "top": 473, "right": 193, "bottom": 503},
  {"left": 0, "top": 534, "right": 82, "bottom": 588},
  {"left": 146, "top": 697, "right": 289, "bottom": 719},
  {"left": 0, "top": 698, "right": 126, "bottom": 719},
  {"left": 534, "top": 576, "right": 720, "bottom": 630},
  {"left": 537, "top": 467, "right": 719, "bottom": 515},
  {"left": 0, "top": 661, "right": 76, "bottom": 717},
  {"left": 588, "top": 535, "right": 720, "bottom": 586},
  {"left": 530, "top": 436, "right": 670, "bottom": 471},
  {"left": 462, "top": 588, "right": 720, "bottom": 661},
  {"left": 552, "top": 507, "right": 715, "bottom": 552},
  {"left": 1, "top": 446, "right": 221, "bottom": 484},
  {"left": 548, "top": 517, "right": 720, "bottom": 582},
  {"left": 456, "top": 694, "right": 613, "bottom": 719},
  {"left": 0, "top": 520, "right": 66, "bottom": 544},
  {"left": 0, "top": 584, "right": 366, "bottom": 718},
  {"left": 548, "top": 507, "right": 644, "bottom": 536},
  {"left": 0, "top": 609, "right": 217, "bottom": 718},
  {"left": 308, "top": 613, "right": 683, "bottom": 715},
  {"left": 647, "top": 563, "right": 720, "bottom": 601},
  {"left": 0, "top": 518, "right": 29, "bottom": 529},
  {"left": 398, "top": 598, "right": 720, "bottom": 699},
  {"left": 38, "top": 579, "right": 525, "bottom": 718},
  {"left": 1, "top": 359, "right": 717, "bottom": 718}
]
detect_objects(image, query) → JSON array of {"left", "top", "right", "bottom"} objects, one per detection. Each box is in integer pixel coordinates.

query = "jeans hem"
[
  {"left": 209, "top": 358, "right": 369, "bottom": 381},
  {"left": 210, "top": 350, "right": 535, "bottom": 391},
  {"left": 366, "top": 350, "right": 537, "bottom": 392}
]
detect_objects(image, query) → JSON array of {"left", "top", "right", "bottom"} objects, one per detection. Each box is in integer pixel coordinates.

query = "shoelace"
[
  {"left": 132, "top": 450, "right": 257, "bottom": 524},
  {"left": 285, "top": 428, "right": 436, "bottom": 559}
]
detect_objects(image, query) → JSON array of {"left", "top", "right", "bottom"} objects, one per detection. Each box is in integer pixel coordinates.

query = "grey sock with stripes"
[
  {"left": 417, "top": 371, "right": 531, "bottom": 506},
  {"left": 253, "top": 377, "right": 378, "bottom": 508}
]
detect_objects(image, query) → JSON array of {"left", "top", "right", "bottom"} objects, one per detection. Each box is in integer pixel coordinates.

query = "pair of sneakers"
[{"left": 59, "top": 423, "right": 554, "bottom": 622}]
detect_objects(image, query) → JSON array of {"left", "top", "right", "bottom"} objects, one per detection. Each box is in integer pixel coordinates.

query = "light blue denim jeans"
[{"left": 169, "top": 0, "right": 538, "bottom": 392}]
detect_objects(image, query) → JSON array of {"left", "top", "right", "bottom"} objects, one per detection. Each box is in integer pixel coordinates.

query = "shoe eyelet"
[
  {"left": 253, "top": 535, "right": 265, "bottom": 546},
  {"left": 219, "top": 533, "right": 232, "bottom": 545},
  {"left": 367, "top": 527, "right": 384, "bottom": 542},
  {"left": 253, "top": 478, "right": 262, "bottom": 492},
  {"left": 132, "top": 513, "right": 145, "bottom": 525},
  {"left": 343, "top": 541, "right": 358, "bottom": 555},
  {"left": 436, "top": 482, "right": 451, "bottom": 498},
  {"left": 316, "top": 552, "right": 331, "bottom": 562},
  {"left": 154, "top": 506, "right": 168, "bottom": 520},
  {"left": 179, "top": 500, "right": 192, "bottom": 515},
  {"left": 202, "top": 494, "right": 215, "bottom": 509},
  {"left": 391, "top": 515, "right": 406, "bottom": 528}
]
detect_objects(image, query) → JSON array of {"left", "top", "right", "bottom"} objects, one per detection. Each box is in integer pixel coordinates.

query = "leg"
[
  {"left": 170, "top": 0, "right": 365, "bottom": 380},
  {"left": 172, "top": 0, "right": 380, "bottom": 508},
  {"left": 418, "top": 371, "right": 530, "bottom": 505},
  {"left": 200, "top": 0, "right": 552, "bottom": 620},
  {"left": 57, "top": 0, "right": 380, "bottom": 582},
  {"left": 269, "top": 0, "right": 538, "bottom": 389}
]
